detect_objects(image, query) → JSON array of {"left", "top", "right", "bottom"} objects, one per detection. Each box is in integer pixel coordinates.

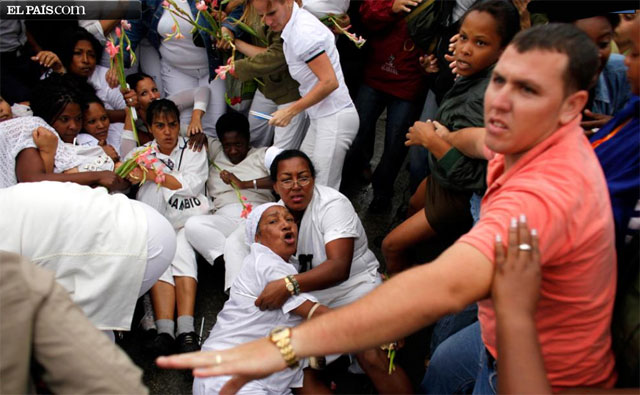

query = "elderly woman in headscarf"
[{"left": 194, "top": 202, "right": 329, "bottom": 395}]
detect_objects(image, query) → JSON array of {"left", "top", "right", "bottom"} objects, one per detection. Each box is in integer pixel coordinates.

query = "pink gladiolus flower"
[
  {"left": 121, "top": 20, "right": 131, "bottom": 30},
  {"left": 175, "top": 32, "right": 185, "bottom": 40},
  {"left": 196, "top": 1, "right": 207, "bottom": 11},
  {"left": 116, "top": 26, "right": 122, "bottom": 38},
  {"left": 241, "top": 196, "right": 248, "bottom": 201},
  {"left": 155, "top": 173, "right": 166, "bottom": 184},
  {"left": 240, "top": 203, "right": 253, "bottom": 218},
  {"left": 171, "top": 24, "right": 177, "bottom": 33},
  {"left": 106, "top": 41, "right": 120, "bottom": 58},
  {"left": 126, "top": 45, "right": 131, "bottom": 51},
  {"left": 162, "top": 0, "right": 170, "bottom": 7}
]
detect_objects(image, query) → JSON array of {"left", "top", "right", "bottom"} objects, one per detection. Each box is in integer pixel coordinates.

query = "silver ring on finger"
[
  {"left": 215, "top": 354, "right": 222, "bottom": 365},
  {"left": 518, "top": 243, "right": 532, "bottom": 251}
]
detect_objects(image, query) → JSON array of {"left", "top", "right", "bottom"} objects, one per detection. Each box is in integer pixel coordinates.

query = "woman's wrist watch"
[
  {"left": 268, "top": 327, "right": 298, "bottom": 368},
  {"left": 284, "top": 275, "right": 300, "bottom": 296}
]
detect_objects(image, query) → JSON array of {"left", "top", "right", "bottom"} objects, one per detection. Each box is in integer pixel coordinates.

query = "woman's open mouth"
[{"left": 283, "top": 231, "right": 296, "bottom": 244}]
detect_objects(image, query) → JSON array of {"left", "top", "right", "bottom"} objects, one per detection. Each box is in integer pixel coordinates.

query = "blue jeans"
[
  {"left": 348, "top": 84, "right": 424, "bottom": 199},
  {"left": 421, "top": 322, "right": 498, "bottom": 394}
]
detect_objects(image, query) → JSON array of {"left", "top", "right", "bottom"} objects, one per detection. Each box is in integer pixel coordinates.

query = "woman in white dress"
[
  {"left": 194, "top": 202, "right": 329, "bottom": 395},
  {"left": 125, "top": 99, "right": 210, "bottom": 356},
  {"left": 250, "top": 0, "right": 359, "bottom": 189}
]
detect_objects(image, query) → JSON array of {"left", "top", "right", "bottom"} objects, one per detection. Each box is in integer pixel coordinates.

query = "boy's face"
[
  {"left": 484, "top": 46, "right": 585, "bottom": 161},
  {"left": 0, "top": 97, "right": 11, "bottom": 122},
  {"left": 455, "top": 11, "right": 503, "bottom": 77}
]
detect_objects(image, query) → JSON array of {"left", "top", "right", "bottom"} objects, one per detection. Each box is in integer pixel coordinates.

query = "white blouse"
[
  {"left": 0, "top": 116, "right": 82, "bottom": 188},
  {"left": 130, "top": 137, "right": 210, "bottom": 228},
  {"left": 281, "top": 3, "right": 353, "bottom": 120}
]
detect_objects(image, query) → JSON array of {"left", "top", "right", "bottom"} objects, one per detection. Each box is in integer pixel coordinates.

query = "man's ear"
[{"left": 559, "top": 89, "right": 589, "bottom": 125}]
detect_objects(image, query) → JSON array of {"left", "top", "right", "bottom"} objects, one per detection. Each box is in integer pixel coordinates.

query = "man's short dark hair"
[
  {"left": 269, "top": 150, "right": 316, "bottom": 182},
  {"left": 510, "top": 23, "right": 599, "bottom": 94},
  {"left": 146, "top": 99, "right": 180, "bottom": 126},
  {"left": 215, "top": 111, "right": 250, "bottom": 141}
]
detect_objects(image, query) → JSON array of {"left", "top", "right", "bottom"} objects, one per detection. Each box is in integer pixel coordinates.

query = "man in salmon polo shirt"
[{"left": 158, "top": 24, "right": 617, "bottom": 395}]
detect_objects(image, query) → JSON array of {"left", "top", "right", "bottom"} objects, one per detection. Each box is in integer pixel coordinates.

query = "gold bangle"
[{"left": 269, "top": 327, "right": 298, "bottom": 368}]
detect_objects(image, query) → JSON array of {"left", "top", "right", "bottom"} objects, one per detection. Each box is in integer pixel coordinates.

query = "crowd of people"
[{"left": 0, "top": 0, "right": 638, "bottom": 393}]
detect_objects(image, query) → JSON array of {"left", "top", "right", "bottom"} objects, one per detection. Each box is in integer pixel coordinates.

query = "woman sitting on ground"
[
  {"left": 125, "top": 99, "right": 210, "bottom": 356},
  {"left": 194, "top": 203, "right": 330, "bottom": 394},
  {"left": 185, "top": 111, "right": 280, "bottom": 292}
]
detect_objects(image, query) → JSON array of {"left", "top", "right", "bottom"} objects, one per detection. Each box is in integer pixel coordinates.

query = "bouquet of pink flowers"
[
  {"left": 116, "top": 145, "right": 167, "bottom": 186},
  {"left": 106, "top": 20, "right": 141, "bottom": 145}
]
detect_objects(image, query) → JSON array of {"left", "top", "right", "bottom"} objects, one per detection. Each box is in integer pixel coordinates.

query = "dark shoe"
[
  {"left": 176, "top": 331, "right": 201, "bottom": 354},
  {"left": 368, "top": 195, "right": 391, "bottom": 214},
  {"left": 147, "top": 333, "right": 175, "bottom": 357}
]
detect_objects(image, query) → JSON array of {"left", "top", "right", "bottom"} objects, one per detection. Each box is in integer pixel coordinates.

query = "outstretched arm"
[{"left": 158, "top": 242, "right": 493, "bottom": 393}]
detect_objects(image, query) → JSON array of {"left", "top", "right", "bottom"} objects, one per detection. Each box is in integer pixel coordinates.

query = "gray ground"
[{"left": 119, "top": 114, "right": 420, "bottom": 394}]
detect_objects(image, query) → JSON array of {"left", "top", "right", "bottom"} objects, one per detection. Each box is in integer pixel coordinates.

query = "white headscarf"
[{"left": 245, "top": 202, "right": 285, "bottom": 246}]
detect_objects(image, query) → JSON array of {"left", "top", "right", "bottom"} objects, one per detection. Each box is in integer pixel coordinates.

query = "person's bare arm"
[
  {"left": 255, "top": 238, "right": 354, "bottom": 310},
  {"left": 219, "top": 170, "right": 273, "bottom": 190},
  {"left": 158, "top": 242, "right": 493, "bottom": 394},
  {"left": 16, "top": 148, "right": 129, "bottom": 191},
  {"left": 493, "top": 218, "right": 550, "bottom": 394},
  {"left": 435, "top": 124, "right": 488, "bottom": 160},
  {"left": 269, "top": 53, "right": 338, "bottom": 127}
]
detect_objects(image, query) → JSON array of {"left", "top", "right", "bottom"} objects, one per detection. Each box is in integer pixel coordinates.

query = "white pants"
[
  {"left": 161, "top": 62, "right": 226, "bottom": 138},
  {"left": 249, "top": 89, "right": 309, "bottom": 150},
  {"left": 158, "top": 227, "right": 198, "bottom": 286},
  {"left": 135, "top": 201, "right": 176, "bottom": 295},
  {"left": 300, "top": 106, "right": 359, "bottom": 189},
  {"left": 184, "top": 203, "right": 245, "bottom": 265}
]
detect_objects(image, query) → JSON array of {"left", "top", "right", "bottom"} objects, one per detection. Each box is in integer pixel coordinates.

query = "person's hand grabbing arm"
[
  {"left": 32, "top": 127, "right": 58, "bottom": 173},
  {"left": 405, "top": 120, "right": 452, "bottom": 159},
  {"left": 493, "top": 216, "right": 550, "bottom": 394}
]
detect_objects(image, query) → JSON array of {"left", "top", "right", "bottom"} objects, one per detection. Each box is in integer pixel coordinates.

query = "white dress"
[
  {"left": 0, "top": 116, "right": 82, "bottom": 188},
  {"left": 0, "top": 182, "right": 149, "bottom": 330},
  {"left": 194, "top": 243, "right": 315, "bottom": 395}
]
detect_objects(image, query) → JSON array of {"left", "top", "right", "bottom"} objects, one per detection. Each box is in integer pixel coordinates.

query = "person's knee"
[{"left": 184, "top": 216, "right": 207, "bottom": 240}]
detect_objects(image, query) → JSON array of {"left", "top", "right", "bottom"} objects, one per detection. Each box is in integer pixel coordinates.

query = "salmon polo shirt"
[{"left": 459, "top": 117, "right": 617, "bottom": 388}]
